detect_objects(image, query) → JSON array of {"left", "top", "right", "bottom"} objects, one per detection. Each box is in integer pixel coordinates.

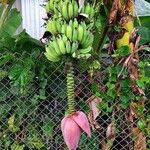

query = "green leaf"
[
  {"left": 11, "top": 143, "right": 24, "bottom": 150},
  {"left": 135, "top": 16, "right": 150, "bottom": 29},
  {"left": 0, "top": 8, "right": 22, "bottom": 37},
  {"left": 137, "top": 105, "right": 144, "bottom": 113},
  {"left": 0, "top": 53, "right": 14, "bottom": 66},
  {"left": 0, "top": 69, "right": 7, "bottom": 79},
  {"left": 136, "top": 26, "right": 150, "bottom": 44},
  {"left": 0, "top": 4, "right": 4, "bottom": 14},
  {"left": 120, "top": 96, "right": 130, "bottom": 109},
  {"left": 9, "top": 57, "right": 34, "bottom": 94},
  {"left": 0, "top": 36, "right": 15, "bottom": 51},
  {"left": 42, "top": 121, "right": 54, "bottom": 137},
  {"left": 91, "top": 82, "right": 99, "bottom": 94},
  {"left": 90, "top": 60, "right": 101, "bottom": 69},
  {"left": 136, "top": 79, "right": 145, "bottom": 89},
  {"left": 27, "top": 135, "right": 44, "bottom": 149},
  {"left": 106, "top": 82, "right": 116, "bottom": 99},
  {"left": 137, "top": 119, "right": 147, "bottom": 131},
  {"left": 112, "top": 46, "right": 130, "bottom": 58},
  {"left": 79, "top": 132, "right": 99, "bottom": 149},
  {"left": 120, "top": 78, "right": 130, "bottom": 88},
  {"left": 14, "top": 30, "right": 44, "bottom": 53}
]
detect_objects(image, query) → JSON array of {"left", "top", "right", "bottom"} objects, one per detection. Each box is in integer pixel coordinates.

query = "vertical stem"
[{"left": 66, "top": 61, "right": 75, "bottom": 114}]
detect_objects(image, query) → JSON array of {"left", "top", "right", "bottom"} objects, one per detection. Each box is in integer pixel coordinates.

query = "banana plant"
[{"left": 44, "top": 0, "right": 95, "bottom": 149}]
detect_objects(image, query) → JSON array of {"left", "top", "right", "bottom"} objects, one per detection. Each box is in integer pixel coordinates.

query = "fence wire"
[{"left": 0, "top": 51, "right": 150, "bottom": 150}]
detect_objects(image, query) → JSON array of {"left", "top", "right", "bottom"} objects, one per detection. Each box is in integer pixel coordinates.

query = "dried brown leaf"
[
  {"left": 109, "top": 0, "right": 119, "bottom": 24},
  {"left": 87, "top": 96, "right": 102, "bottom": 130},
  {"left": 88, "top": 95, "right": 101, "bottom": 120},
  {"left": 106, "top": 123, "right": 116, "bottom": 140},
  {"left": 132, "top": 127, "right": 146, "bottom": 150}
]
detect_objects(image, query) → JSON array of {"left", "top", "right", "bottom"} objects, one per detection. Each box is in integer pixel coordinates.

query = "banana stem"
[{"left": 66, "top": 61, "right": 75, "bottom": 114}]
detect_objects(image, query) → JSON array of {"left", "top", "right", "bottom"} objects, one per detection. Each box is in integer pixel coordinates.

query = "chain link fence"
[{"left": 0, "top": 50, "right": 150, "bottom": 150}]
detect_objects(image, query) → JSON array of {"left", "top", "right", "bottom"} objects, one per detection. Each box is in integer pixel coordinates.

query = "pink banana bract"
[{"left": 61, "top": 111, "right": 91, "bottom": 150}]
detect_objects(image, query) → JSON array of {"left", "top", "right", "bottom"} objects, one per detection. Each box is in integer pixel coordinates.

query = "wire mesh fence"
[{"left": 0, "top": 51, "right": 150, "bottom": 150}]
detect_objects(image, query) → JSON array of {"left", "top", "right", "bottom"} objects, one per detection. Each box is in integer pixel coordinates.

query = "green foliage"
[
  {"left": 79, "top": 132, "right": 100, "bottom": 149},
  {"left": 11, "top": 143, "right": 24, "bottom": 150},
  {"left": 135, "top": 16, "right": 150, "bottom": 29},
  {"left": 9, "top": 57, "right": 34, "bottom": 94},
  {"left": 0, "top": 8, "right": 22, "bottom": 37},
  {"left": 137, "top": 26, "right": 150, "bottom": 44},
  {"left": 136, "top": 61, "right": 150, "bottom": 89},
  {"left": 137, "top": 119, "right": 147, "bottom": 131},
  {"left": 112, "top": 46, "right": 130, "bottom": 58}
]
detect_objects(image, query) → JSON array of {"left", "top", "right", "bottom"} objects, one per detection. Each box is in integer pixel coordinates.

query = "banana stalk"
[{"left": 66, "top": 61, "right": 75, "bottom": 114}]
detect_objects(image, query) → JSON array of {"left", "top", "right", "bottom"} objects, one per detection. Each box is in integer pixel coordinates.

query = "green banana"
[
  {"left": 72, "top": 28, "right": 78, "bottom": 41},
  {"left": 68, "top": 3, "right": 74, "bottom": 19},
  {"left": 57, "top": 38, "right": 66, "bottom": 54},
  {"left": 45, "top": 52, "right": 60, "bottom": 62},
  {"left": 49, "top": 0, "right": 54, "bottom": 12},
  {"left": 66, "top": 40, "right": 71, "bottom": 53},
  {"left": 62, "top": 35, "right": 68, "bottom": 42},
  {"left": 90, "top": 7, "right": 95, "bottom": 18},
  {"left": 47, "top": 20, "right": 57, "bottom": 34},
  {"left": 73, "top": 18, "right": 78, "bottom": 29},
  {"left": 73, "top": 1, "right": 79, "bottom": 17},
  {"left": 81, "top": 33, "right": 93, "bottom": 48},
  {"left": 80, "top": 3, "right": 94, "bottom": 19},
  {"left": 51, "top": 40, "right": 61, "bottom": 55},
  {"left": 77, "top": 25, "right": 84, "bottom": 41},
  {"left": 47, "top": 20, "right": 52, "bottom": 33},
  {"left": 71, "top": 42, "right": 78, "bottom": 54},
  {"left": 69, "top": 20, "right": 73, "bottom": 29},
  {"left": 61, "top": 24, "right": 67, "bottom": 34},
  {"left": 62, "top": 2, "right": 69, "bottom": 20},
  {"left": 84, "top": 34, "right": 94, "bottom": 48},
  {"left": 51, "top": 21, "right": 57, "bottom": 33},
  {"left": 85, "top": 3, "right": 91, "bottom": 16},
  {"left": 45, "top": 46, "right": 60, "bottom": 62},
  {"left": 79, "top": 46, "right": 92, "bottom": 54},
  {"left": 80, "top": 31, "right": 88, "bottom": 46},
  {"left": 56, "top": 21, "right": 61, "bottom": 33},
  {"left": 66, "top": 25, "right": 72, "bottom": 40}
]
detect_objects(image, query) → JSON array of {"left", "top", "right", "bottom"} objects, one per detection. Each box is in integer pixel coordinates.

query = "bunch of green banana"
[
  {"left": 60, "top": 0, "right": 79, "bottom": 21},
  {"left": 45, "top": 35, "right": 79, "bottom": 62},
  {"left": 60, "top": 20, "right": 94, "bottom": 48},
  {"left": 80, "top": 3, "right": 94, "bottom": 19},
  {"left": 45, "top": 0, "right": 95, "bottom": 62}
]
